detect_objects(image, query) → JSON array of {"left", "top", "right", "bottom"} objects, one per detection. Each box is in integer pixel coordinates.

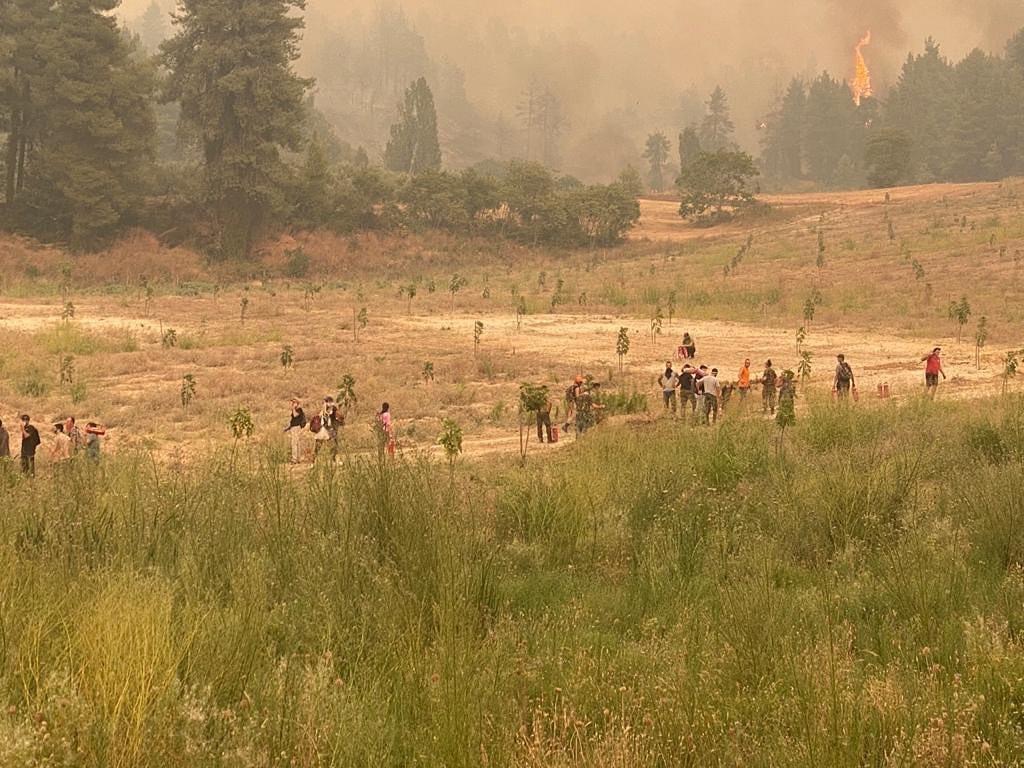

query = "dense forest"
[{"left": 1, "top": 0, "right": 1023, "bottom": 254}]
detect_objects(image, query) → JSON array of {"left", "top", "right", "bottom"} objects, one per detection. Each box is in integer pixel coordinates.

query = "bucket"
[{"left": 550, "top": 425, "right": 560, "bottom": 443}]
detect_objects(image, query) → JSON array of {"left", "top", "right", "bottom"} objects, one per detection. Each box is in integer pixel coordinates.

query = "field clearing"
[{"left": 1, "top": 178, "right": 1023, "bottom": 466}]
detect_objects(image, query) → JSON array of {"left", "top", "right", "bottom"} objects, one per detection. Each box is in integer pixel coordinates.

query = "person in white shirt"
[
  {"left": 702, "top": 368, "right": 722, "bottom": 425},
  {"left": 659, "top": 361, "right": 678, "bottom": 415}
]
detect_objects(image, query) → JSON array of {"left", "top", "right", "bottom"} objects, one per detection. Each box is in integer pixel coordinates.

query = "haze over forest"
[{"left": 121, "top": 0, "right": 1024, "bottom": 181}]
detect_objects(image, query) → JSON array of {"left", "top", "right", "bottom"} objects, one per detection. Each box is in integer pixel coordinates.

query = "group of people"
[
  {"left": 283, "top": 397, "right": 395, "bottom": 463},
  {"left": 0, "top": 414, "right": 106, "bottom": 476}
]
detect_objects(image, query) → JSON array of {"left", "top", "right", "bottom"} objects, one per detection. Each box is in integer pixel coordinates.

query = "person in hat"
[{"left": 922, "top": 347, "right": 946, "bottom": 398}]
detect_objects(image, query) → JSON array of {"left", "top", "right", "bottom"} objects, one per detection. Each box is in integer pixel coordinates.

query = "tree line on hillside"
[
  {"left": 0, "top": 0, "right": 637, "bottom": 256},
  {"left": 759, "top": 35, "right": 1024, "bottom": 189}
]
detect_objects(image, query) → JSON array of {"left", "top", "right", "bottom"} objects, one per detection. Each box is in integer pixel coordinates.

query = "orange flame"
[{"left": 851, "top": 30, "right": 873, "bottom": 106}]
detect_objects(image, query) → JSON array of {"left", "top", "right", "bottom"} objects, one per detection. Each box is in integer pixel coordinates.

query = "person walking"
[
  {"left": 761, "top": 360, "right": 778, "bottom": 415},
  {"left": 84, "top": 422, "right": 106, "bottom": 462},
  {"left": 737, "top": 359, "right": 752, "bottom": 403},
  {"left": 0, "top": 419, "right": 9, "bottom": 461},
  {"left": 833, "top": 354, "right": 856, "bottom": 400},
  {"left": 659, "top": 361, "right": 678, "bottom": 415},
  {"left": 285, "top": 399, "right": 307, "bottom": 463},
  {"left": 19, "top": 415, "right": 40, "bottom": 476},
  {"left": 922, "top": 347, "right": 946, "bottom": 398},
  {"left": 535, "top": 391, "right": 554, "bottom": 444},
  {"left": 702, "top": 368, "right": 722, "bottom": 425}
]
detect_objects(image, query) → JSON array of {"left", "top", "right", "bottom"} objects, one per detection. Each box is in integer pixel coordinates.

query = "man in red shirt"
[{"left": 922, "top": 347, "right": 946, "bottom": 398}]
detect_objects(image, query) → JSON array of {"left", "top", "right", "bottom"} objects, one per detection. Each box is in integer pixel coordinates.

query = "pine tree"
[
  {"left": 162, "top": 0, "right": 312, "bottom": 260},
  {"left": 10, "top": 0, "right": 156, "bottom": 248},
  {"left": 642, "top": 132, "right": 670, "bottom": 192},
  {"left": 677, "top": 125, "right": 701, "bottom": 172},
  {"left": 384, "top": 77, "right": 442, "bottom": 174},
  {"left": 803, "top": 72, "right": 861, "bottom": 186},
  {"left": 778, "top": 78, "right": 806, "bottom": 180},
  {"left": 885, "top": 39, "right": 956, "bottom": 182},
  {"left": 134, "top": 1, "right": 171, "bottom": 53},
  {"left": 948, "top": 49, "right": 1008, "bottom": 182},
  {"left": 699, "top": 86, "right": 735, "bottom": 151}
]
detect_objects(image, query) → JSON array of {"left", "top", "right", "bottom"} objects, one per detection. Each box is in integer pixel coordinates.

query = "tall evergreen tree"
[
  {"left": 677, "top": 125, "right": 701, "bottom": 172},
  {"left": 0, "top": 0, "right": 50, "bottom": 207},
  {"left": 803, "top": 72, "right": 860, "bottom": 186},
  {"left": 885, "top": 39, "right": 955, "bottom": 182},
  {"left": 949, "top": 49, "right": 1011, "bottom": 181},
  {"left": 642, "top": 132, "right": 670, "bottom": 192},
  {"left": 8, "top": 0, "right": 156, "bottom": 248},
  {"left": 135, "top": 0, "right": 171, "bottom": 53},
  {"left": 384, "top": 76, "right": 442, "bottom": 174},
  {"left": 699, "top": 86, "right": 735, "bottom": 151},
  {"left": 161, "top": 0, "right": 311, "bottom": 260},
  {"left": 778, "top": 79, "right": 806, "bottom": 180}
]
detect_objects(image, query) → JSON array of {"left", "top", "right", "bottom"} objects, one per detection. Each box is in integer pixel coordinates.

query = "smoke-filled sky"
[{"left": 120, "top": 0, "right": 1024, "bottom": 177}]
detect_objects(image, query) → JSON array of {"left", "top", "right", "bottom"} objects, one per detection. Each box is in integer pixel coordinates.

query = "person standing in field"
[
  {"left": 737, "top": 359, "right": 752, "bottom": 404},
  {"left": 84, "top": 422, "right": 106, "bottom": 462},
  {"left": 315, "top": 397, "right": 341, "bottom": 461},
  {"left": 659, "top": 361, "right": 678, "bottom": 415},
  {"left": 19, "top": 415, "right": 40, "bottom": 476},
  {"left": 535, "top": 391, "right": 554, "bottom": 444},
  {"left": 64, "top": 417, "right": 82, "bottom": 455},
  {"left": 0, "top": 419, "right": 9, "bottom": 461},
  {"left": 564, "top": 375, "right": 584, "bottom": 431},
  {"left": 678, "top": 365, "right": 698, "bottom": 417},
  {"left": 376, "top": 402, "right": 396, "bottom": 456},
  {"left": 833, "top": 354, "right": 856, "bottom": 400},
  {"left": 702, "top": 368, "right": 722, "bottom": 425},
  {"left": 922, "top": 347, "right": 946, "bottom": 398},
  {"left": 694, "top": 365, "right": 709, "bottom": 423},
  {"left": 285, "top": 399, "right": 307, "bottom": 464},
  {"left": 51, "top": 423, "right": 72, "bottom": 463},
  {"left": 761, "top": 360, "right": 778, "bottom": 415}
]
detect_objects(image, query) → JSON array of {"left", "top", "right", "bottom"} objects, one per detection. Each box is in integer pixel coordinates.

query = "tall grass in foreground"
[{"left": 1, "top": 397, "right": 1024, "bottom": 765}]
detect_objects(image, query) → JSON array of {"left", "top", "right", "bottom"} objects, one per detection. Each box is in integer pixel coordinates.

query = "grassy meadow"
[
  {"left": 1, "top": 180, "right": 1024, "bottom": 765},
  {"left": 1, "top": 396, "right": 1024, "bottom": 765}
]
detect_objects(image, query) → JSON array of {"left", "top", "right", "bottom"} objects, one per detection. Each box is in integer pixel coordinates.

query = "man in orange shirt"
[{"left": 737, "top": 358, "right": 752, "bottom": 403}]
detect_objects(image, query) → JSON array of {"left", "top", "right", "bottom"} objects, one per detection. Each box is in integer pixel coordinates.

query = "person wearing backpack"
[
  {"left": 761, "top": 360, "right": 779, "bottom": 415},
  {"left": 285, "top": 398, "right": 307, "bottom": 464},
  {"left": 833, "top": 354, "right": 856, "bottom": 400}
]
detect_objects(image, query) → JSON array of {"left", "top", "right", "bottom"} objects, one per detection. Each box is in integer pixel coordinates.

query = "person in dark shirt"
[
  {"left": 19, "top": 414, "right": 40, "bottom": 476},
  {"left": 285, "top": 399, "right": 307, "bottom": 463}
]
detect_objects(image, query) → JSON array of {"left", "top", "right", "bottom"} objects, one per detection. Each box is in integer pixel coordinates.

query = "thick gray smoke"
[{"left": 120, "top": 0, "right": 1024, "bottom": 179}]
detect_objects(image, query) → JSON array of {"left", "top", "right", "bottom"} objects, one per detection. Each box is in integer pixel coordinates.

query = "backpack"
[
  {"left": 308, "top": 414, "right": 322, "bottom": 433},
  {"left": 837, "top": 362, "right": 853, "bottom": 383}
]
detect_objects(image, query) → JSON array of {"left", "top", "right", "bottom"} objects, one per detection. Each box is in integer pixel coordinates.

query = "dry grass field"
[{"left": 1, "top": 178, "right": 1022, "bottom": 465}]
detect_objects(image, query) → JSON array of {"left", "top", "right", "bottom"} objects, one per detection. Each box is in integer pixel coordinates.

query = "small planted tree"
[
  {"left": 402, "top": 284, "right": 417, "bottom": 314},
  {"left": 1003, "top": 350, "right": 1021, "bottom": 395},
  {"left": 61, "top": 301, "right": 75, "bottom": 323},
  {"left": 518, "top": 383, "right": 549, "bottom": 464},
  {"left": 666, "top": 290, "right": 677, "bottom": 326},
  {"left": 181, "top": 374, "right": 197, "bottom": 410},
  {"left": 227, "top": 406, "right": 255, "bottom": 465},
  {"left": 239, "top": 296, "right": 250, "bottom": 324},
  {"left": 422, "top": 361, "right": 435, "bottom": 384},
  {"left": 280, "top": 345, "right": 294, "bottom": 370},
  {"left": 515, "top": 296, "right": 527, "bottom": 332},
  {"left": 816, "top": 230, "right": 826, "bottom": 269},
  {"left": 336, "top": 374, "right": 357, "bottom": 415},
  {"left": 802, "top": 298, "right": 816, "bottom": 326},
  {"left": 59, "top": 355, "right": 75, "bottom": 387},
  {"left": 775, "top": 370, "right": 797, "bottom": 453},
  {"left": 616, "top": 327, "right": 630, "bottom": 374},
  {"left": 650, "top": 306, "right": 663, "bottom": 345},
  {"left": 796, "top": 325, "right": 807, "bottom": 352},
  {"left": 798, "top": 350, "right": 812, "bottom": 384},
  {"left": 449, "top": 274, "right": 468, "bottom": 313},
  {"left": 473, "top": 321, "right": 484, "bottom": 355},
  {"left": 162, "top": 328, "right": 178, "bottom": 349},
  {"left": 948, "top": 297, "right": 972, "bottom": 343},
  {"left": 974, "top": 316, "right": 987, "bottom": 369},
  {"left": 438, "top": 418, "right": 463, "bottom": 478}
]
